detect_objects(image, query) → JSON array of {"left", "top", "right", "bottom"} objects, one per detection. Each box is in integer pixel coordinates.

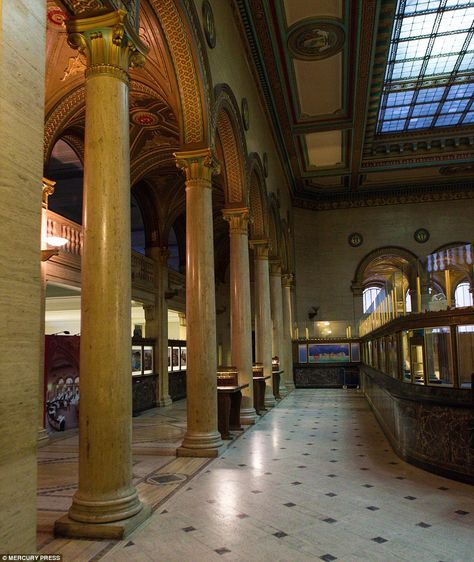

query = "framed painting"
[
  {"left": 168, "top": 346, "right": 172, "bottom": 372},
  {"left": 172, "top": 346, "right": 180, "bottom": 371},
  {"left": 180, "top": 346, "right": 187, "bottom": 370},
  {"left": 132, "top": 346, "right": 142, "bottom": 375},
  {"left": 143, "top": 346, "right": 153, "bottom": 374},
  {"left": 308, "top": 343, "right": 350, "bottom": 363}
]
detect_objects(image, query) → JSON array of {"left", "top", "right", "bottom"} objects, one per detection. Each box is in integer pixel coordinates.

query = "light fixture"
[{"left": 41, "top": 237, "right": 68, "bottom": 261}]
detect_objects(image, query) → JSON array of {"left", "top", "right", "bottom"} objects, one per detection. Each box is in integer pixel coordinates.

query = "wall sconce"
[{"left": 41, "top": 178, "right": 67, "bottom": 261}]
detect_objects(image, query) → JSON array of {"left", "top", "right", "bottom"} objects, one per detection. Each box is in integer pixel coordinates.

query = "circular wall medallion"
[
  {"left": 288, "top": 19, "right": 345, "bottom": 61},
  {"left": 414, "top": 228, "right": 430, "bottom": 244},
  {"left": 241, "top": 97, "right": 249, "bottom": 131},
  {"left": 348, "top": 232, "right": 363, "bottom": 247},
  {"left": 263, "top": 152, "right": 269, "bottom": 177},
  {"left": 202, "top": 0, "right": 216, "bottom": 49}
]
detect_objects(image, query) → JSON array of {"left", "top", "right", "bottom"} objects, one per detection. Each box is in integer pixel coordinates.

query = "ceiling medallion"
[
  {"left": 414, "top": 228, "right": 430, "bottom": 244},
  {"left": 288, "top": 19, "right": 345, "bottom": 61},
  {"left": 241, "top": 97, "right": 249, "bottom": 131},
  {"left": 263, "top": 152, "right": 269, "bottom": 177},
  {"left": 348, "top": 233, "right": 363, "bottom": 247},
  {"left": 132, "top": 111, "right": 159, "bottom": 127},
  {"left": 202, "top": 0, "right": 216, "bottom": 49}
]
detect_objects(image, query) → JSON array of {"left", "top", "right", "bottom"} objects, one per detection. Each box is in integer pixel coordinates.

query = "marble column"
[
  {"left": 282, "top": 274, "right": 295, "bottom": 391},
  {"left": 250, "top": 240, "right": 276, "bottom": 408},
  {"left": 270, "top": 260, "right": 287, "bottom": 396},
  {"left": 55, "top": 11, "right": 149, "bottom": 539},
  {"left": 145, "top": 246, "right": 172, "bottom": 407},
  {"left": 223, "top": 207, "right": 257, "bottom": 424},
  {"left": 175, "top": 149, "right": 224, "bottom": 457}
]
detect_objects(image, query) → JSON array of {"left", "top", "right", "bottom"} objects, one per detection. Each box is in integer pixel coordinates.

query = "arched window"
[
  {"left": 363, "top": 286, "right": 381, "bottom": 314},
  {"left": 405, "top": 290, "right": 412, "bottom": 313},
  {"left": 454, "top": 282, "right": 473, "bottom": 308}
]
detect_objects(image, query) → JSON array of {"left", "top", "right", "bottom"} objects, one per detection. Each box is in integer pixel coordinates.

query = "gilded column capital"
[
  {"left": 250, "top": 239, "right": 271, "bottom": 260},
  {"left": 42, "top": 177, "right": 56, "bottom": 209},
  {"left": 269, "top": 259, "right": 282, "bottom": 276},
  {"left": 282, "top": 273, "right": 295, "bottom": 288},
  {"left": 66, "top": 10, "right": 148, "bottom": 84},
  {"left": 222, "top": 207, "right": 250, "bottom": 235},
  {"left": 175, "top": 148, "right": 220, "bottom": 185}
]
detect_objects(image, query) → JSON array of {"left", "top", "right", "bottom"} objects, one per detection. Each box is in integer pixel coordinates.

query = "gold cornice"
[
  {"left": 175, "top": 148, "right": 220, "bottom": 184},
  {"left": 222, "top": 207, "right": 250, "bottom": 235},
  {"left": 42, "top": 177, "right": 57, "bottom": 208},
  {"left": 66, "top": 10, "right": 148, "bottom": 84},
  {"left": 282, "top": 273, "right": 294, "bottom": 288}
]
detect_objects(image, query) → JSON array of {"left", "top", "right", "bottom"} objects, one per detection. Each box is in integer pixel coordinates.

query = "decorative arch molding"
[
  {"left": 247, "top": 152, "right": 269, "bottom": 240},
  {"left": 431, "top": 241, "right": 470, "bottom": 254},
  {"left": 352, "top": 246, "right": 420, "bottom": 292},
  {"left": 131, "top": 150, "right": 179, "bottom": 185},
  {"left": 149, "top": 0, "right": 211, "bottom": 146},
  {"left": 280, "top": 218, "right": 292, "bottom": 274},
  {"left": 131, "top": 179, "right": 161, "bottom": 248},
  {"left": 212, "top": 84, "right": 248, "bottom": 205}
]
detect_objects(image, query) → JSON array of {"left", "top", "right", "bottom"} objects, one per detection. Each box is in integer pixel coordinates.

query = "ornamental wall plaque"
[
  {"left": 241, "top": 97, "right": 249, "bottom": 131},
  {"left": 202, "top": 0, "right": 216, "bottom": 49},
  {"left": 263, "top": 152, "right": 269, "bottom": 177},
  {"left": 414, "top": 228, "right": 430, "bottom": 243},
  {"left": 348, "top": 232, "right": 363, "bottom": 247},
  {"left": 288, "top": 19, "right": 345, "bottom": 61}
]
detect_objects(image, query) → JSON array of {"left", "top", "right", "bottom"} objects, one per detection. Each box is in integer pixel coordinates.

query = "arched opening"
[
  {"left": 363, "top": 286, "right": 382, "bottom": 314},
  {"left": 455, "top": 282, "right": 473, "bottom": 308}
]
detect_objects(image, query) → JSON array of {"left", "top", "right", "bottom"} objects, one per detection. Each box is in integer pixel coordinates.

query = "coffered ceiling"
[{"left": 233, "top": 0, "right": 474, "bottom": 208}]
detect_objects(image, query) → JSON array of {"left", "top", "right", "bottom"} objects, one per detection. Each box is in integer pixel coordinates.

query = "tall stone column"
[
  {"left": 145, "top": 246, "right": 172, "bottom": 407},
  {"left": 55, "top": 11, "right": 149, "bottom": 539},
  {"left": 282, "top": 274, "right": 295, "bottom": 391},
  {"left": 175, "top": 149, "right": 224, "bottom": 457},
  {"left": 270, "top": 260, "right": 287, "bottom": 396},
  {"left": 223, "top": 208, "right": 257, "bottom": 424},
  {"left": 250, "top": 240, "right": 276, "bottom": 408}
]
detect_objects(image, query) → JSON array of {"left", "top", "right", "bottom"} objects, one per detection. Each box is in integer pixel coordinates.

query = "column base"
[
  {"left": 240, "top": 407, "right": 257, "bottom": 425},
  {"left": 37, "top": 428, "right": 49, "bottom": 446},
  {"left": 158, "top": 395, "right": 173, "bottom": 407},
  {"left": 264, "top": 394, "right": 276, "bottom": 408},
  {"left": 177, "top": 430, "right": 225, "bottom": 458},
  {"left": 285, "top": 380, "right": 295, "bottom": 391},
  {"left": 55, "top": 504, "right": 151, "bottom": 540}
]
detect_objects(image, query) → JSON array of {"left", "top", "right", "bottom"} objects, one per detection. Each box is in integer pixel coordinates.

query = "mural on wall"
[
  {"left": 44, "top": 335, "right": 80, "bottom": 432},
  {"left": 308, "top": 343, "right": 350, "bottom": 363}
]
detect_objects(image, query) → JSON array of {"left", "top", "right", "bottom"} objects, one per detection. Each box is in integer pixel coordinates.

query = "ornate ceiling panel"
[{"left": 233, "top": 0, "right": 474, "bottom": 207}]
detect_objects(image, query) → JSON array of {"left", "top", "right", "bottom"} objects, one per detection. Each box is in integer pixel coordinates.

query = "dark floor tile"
[
  {"left": 292, "top": 481, "right": 302, "bottom": 485},
  {"left": 330, "top": 460, "right": 338, "bottom": 463},
  {"left": 366, "top": 506, "right": 380, "bottom": 511},
  {"left": 455, "top": 510, "right": 469, "bottom": 515},
  {"left": 297, "top": 465, "right": 307, "bottom": 469},
  {"left": 284, "top": 502, "right": 296, "bottom": 507},
  {"left": 236, "top": 513, "right": 249, "bottom": 519},
  {"left": 125, "top": 541, "right": 134, "bottom": 547},
  {"left": 264, "top": 472, "right": 272, "bottom": 475},
  {"left": 238, "top": 464, "right": 247, "bottom": 467},
  {"left": 327, "top": 474, "right": 338, "bottom": 478},
  {"left": 320, "top": 554, "right": 337, "bottom": 561},
  {"left": 215, "top": 547, "right": 231, "bottom": 555},
  {"left": 273, "top": 531, "right": 288, "bottom": 538},
  {"left": 416, "top": 522, "right": 432, "bottom": 528},
  {"left": 182, "top": 526, "right": 196, "bottom": 532},
  {"left": 360, "top": 467, "right": 369, "bottom": 471},
  {"left": 389, "top": 461, "right": 399, "bottom": 465},
  {"left": 372, "top": 537, "right": 388, "bottom": 544},
  {"left": 323, "top": 517, "right": 337, "bottom": 524},
  {"left": 438, "top": 486, "right": 449, "bottom": 491},
  {"left": 251, "top": 490, "right": 262, "bottom": 494},
  {"left": 404, "top": 496, "right": 417, "bottom": 500},
  {"left": 206, "top": 499, "right": 216, "bottom": 504},
  {"left": 395, "top": 476, "right": 406, "bottom": 480},
  {"left": 325, "top": 492, "right": 337, "bottom": 497},
  {"left": 362, "top": 484, "right": 374, "bottom": 488}
]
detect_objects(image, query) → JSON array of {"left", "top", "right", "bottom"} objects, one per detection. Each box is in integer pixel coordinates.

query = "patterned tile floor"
[{"left": 40, "top": 390, "right": 474, "bottom": 561}]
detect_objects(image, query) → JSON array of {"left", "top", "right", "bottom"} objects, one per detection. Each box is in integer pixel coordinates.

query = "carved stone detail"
[
  {"left": 175, "top": 148, "right": 220, "bottom": 184},
  {"left": 222, "top": 207, "right": 250, "bottom": 235}
]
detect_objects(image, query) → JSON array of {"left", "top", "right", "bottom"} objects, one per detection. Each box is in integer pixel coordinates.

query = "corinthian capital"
[
  {"left": 175, "top": 148, "right": 220, "bottom": 184},
  {"left": 250, "top": 239, "right": 271, "bottom": 260},
  {"left": 66, "top": 9, "right": 148, "bottom": 83},
  {"left": 282, "top": 273, "right": 295, "bottom": 288},
  {"left": 222, "top": 207, "right": 250, "bottom": 235}
]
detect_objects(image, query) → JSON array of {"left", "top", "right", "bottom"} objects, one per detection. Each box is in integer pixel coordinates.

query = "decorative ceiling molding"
[{"left": 294, "top": 184, "right": 474, "bottom": 211}]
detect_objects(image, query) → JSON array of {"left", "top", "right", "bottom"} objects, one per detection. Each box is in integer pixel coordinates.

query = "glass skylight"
[{"left": 377, "top": 0, "right": 474, "bottom": 134}]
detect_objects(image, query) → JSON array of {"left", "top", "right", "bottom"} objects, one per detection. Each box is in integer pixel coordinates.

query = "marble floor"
[{"left": 40, "top": 390, "right": 474, "bottom": 561}]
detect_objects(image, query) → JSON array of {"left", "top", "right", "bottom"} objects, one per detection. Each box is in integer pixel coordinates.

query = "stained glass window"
[{"left": 377, "top": 0, "right": 474, "bottom": 134}]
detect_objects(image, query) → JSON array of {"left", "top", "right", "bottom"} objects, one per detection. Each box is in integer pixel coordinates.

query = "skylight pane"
[
  {"left": 462, "top": 111, "right": 474, "bottom": 123},
  {"left": 377, "top": 0, "right": 474, "bottom": 134}
]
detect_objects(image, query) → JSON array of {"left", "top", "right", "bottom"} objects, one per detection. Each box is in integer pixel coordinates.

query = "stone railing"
[
  {"left": 45, "top": 209, "right": 156, "bottom": 296},
  {"left": 47, "top": 210, "right": 82, "bottom": 257}
]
